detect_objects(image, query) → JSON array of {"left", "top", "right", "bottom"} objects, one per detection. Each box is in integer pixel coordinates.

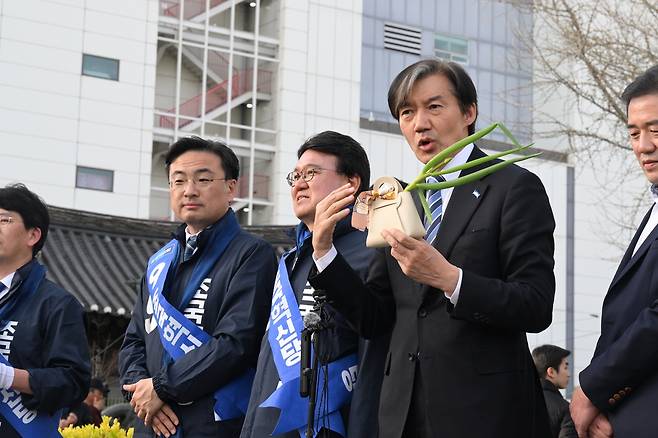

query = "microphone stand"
[{"left": 299, "top": 289, "right": 332, "bottom": 438}]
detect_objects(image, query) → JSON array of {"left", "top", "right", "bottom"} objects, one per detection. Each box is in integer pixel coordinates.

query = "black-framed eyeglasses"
[
  {"left": 286, "top": 168, "right": 339, "bottom": 187},
  {"left": 169, "top": 177, "right": 228, "bottom": 190}
]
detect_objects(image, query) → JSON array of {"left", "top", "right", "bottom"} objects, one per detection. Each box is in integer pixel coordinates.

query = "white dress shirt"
[
  {"left": 632, "top": 185, "right": 658, "bottom": 256},
  {"left": 0, "top": 272, "right": 15, "bottom": 301}
]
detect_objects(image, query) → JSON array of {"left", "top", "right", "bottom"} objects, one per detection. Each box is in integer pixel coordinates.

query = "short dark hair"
[
  {"left": 0, "top": 183, "right": 50, "bottom": 256},
  {"left": 89, "top": 377, "right": 108, "bottom": 395},
  {"left": 621, "top": 65, "right": 658, "bottom": 111},
  {"left": 165, "top": 136, "right": 240, "bottom": 180},
  {"left": 297, "top": 131, "right": 370, "bottom": 193},
  {"left": 532, "top": 344, "right": 570, "bottom": 379},
  {"left": 388, "top": 59, "right": 478, "bottom": 135}
]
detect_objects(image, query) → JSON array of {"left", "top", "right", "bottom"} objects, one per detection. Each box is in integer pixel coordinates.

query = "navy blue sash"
[
  {"left": 146, "top": 211, "right": 254, "bottom": 422},
  {"left": 0, "top": 262, "right": 62, "bottom": 437},
  {"left": 260, "top": 247, "right": 358, "bottom": 437}
]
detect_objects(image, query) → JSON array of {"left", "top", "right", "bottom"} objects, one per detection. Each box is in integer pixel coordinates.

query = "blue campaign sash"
[
  {"left": 0, "top": 262, "right": 62, "bottom": 438},
  {"left": 260, "top": 246, "right": 358, "bottom": 437},
  {"left": 145, "top": 211, "right": 254, "bottom": 422}
]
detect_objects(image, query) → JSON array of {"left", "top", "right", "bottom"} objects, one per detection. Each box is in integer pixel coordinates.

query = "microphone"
[
  {"left": 300, "top": 311, "right": 323, "bottom": 397},
  {"left": 303, "top": 311, "right": 322, "bottom": 331}
]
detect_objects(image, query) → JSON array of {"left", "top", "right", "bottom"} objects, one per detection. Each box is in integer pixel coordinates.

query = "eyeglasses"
[
  {"left": 0, "top": 215, "right": 20, "bottom": 226},
  {"left": 286, "top": 168, "right": 339, "bottom": 187},
  {"left": 169, "top": 177, "right": 228, "bottom": 190}
]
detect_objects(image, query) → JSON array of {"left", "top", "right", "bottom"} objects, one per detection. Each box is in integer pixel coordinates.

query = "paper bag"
[{"left": 366, "top": 176, "right": 425, "bottom": 248}]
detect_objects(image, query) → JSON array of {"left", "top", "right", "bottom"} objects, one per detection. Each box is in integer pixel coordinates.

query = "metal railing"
[
  {"left": 161, "top": 0, "right": 226, "bottom": 21},
  {"left": 159, "top": 69, "right": 272, "bottom": 129}
]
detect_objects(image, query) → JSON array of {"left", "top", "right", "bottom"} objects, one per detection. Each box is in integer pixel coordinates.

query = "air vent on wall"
[{"left": 384, "top": 22, "right": 422, "bottom": 55}]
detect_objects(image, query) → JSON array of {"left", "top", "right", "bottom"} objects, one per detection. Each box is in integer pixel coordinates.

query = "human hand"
[
  {"left": 150, "top": 403, "right": 179, "bottom": 437},
  {"left": 587, "top": 413, "right": 613, "bottom": 438},
  {"left": 570, "top": 386, "right": 600, "bottom": 438},
  {"left": 381, "top": 228, "right": 459, "bottom": 293},
  {"left": 123, "top": 378, "right": 164, "bottom": 425},
  {"left": 312, "top": 184, "right": 354, "bottom": 258}
]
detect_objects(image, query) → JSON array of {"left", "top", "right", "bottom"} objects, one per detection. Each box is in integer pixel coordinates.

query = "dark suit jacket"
[
  {"left": 579, "top": 205, "right": 658, "bottom": 438},
  {"left": 540, "top": 379, "right": 577, "bottom": 438},
  {"left": 310, "top": 146, "right": 555, "bottom": 438}
]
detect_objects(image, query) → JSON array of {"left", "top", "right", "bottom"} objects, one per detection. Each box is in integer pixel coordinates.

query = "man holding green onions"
[{"left": 309, "top": 60, "right": 555, "bottom": 438}]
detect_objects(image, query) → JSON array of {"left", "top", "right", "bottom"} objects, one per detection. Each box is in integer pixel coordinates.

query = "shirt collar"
[
  {"left": 185, "top": 227, "right": 202, "bottom": 242},
  {"left": 437, "top": 144, "right": 474, "bottom": 183},
  {"left": 650, "top": 184, "right": 658, "bottom": 204},
  {"left": 0, "top": 272, "right": 15, "bottom": 291}
]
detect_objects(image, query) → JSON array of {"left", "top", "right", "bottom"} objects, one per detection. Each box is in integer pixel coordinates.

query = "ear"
[
  {"left": 347, "top": 175, "right": 362, "bottom": 192},
  {"left": 225, "top": 178, "right": 237, "bottom": 202},
  {"left": 26, "top": 227, "right": 42, "bottom": 250},
  {"left": 463, "top": 103, "right": 477, "bottom": 127},
  {"left": 546, "top": 366, "right": 557, "bottom": 380}
]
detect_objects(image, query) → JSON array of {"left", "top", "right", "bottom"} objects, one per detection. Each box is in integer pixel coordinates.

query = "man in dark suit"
[
  {"left": 308, "top": 59, "right": 555, "bottom": 438},
  {"left": 532, "top": 345, "right": 577, "bottom": 438},
  {"left": 570, "top": 65, "right": 658, "bottom": 438}
]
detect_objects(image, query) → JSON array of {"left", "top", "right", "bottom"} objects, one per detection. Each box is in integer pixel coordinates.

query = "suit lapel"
[
  {"left": 434, "top": 146, "right": 489, "bottom": 258},
  {"left": 610, "top": 206, "right": 657, "bottom": 289}
]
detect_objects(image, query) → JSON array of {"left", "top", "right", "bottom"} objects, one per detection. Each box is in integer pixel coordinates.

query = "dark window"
[
  {"left": 434, "top": 34, "right": 469, "bottom": 65},
  {"left": 76, "top": 166, "right": 114, "bottom": 192},
  {"left": 82, "top": 54, "right": 119, "bottom": 81}
]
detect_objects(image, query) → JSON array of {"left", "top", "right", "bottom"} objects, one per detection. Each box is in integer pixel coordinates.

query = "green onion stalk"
[{"left": 404, "top": 122, "right": 540, "bottom": 220}]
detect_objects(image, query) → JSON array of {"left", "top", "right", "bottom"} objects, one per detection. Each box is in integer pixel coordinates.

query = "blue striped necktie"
[
  {"left": 424, "top": 175, "right": 445, "bottom": 244},
  {"left": 183, "top": 235, "right": 198, "bottom": 262}
]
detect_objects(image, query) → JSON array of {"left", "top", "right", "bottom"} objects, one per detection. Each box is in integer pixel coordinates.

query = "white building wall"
[
  {"left": 272, "top": 0, "right": 365, "bottom": 225},
  {"left": 0, "top": 0, "right": 158, "bottom": 218}
]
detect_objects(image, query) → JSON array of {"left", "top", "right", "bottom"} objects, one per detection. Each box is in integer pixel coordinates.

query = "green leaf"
[
  {"left": 418, "top": 188, "right": 432, "bottom": 221},
  {"left": 415, "top": 153, "right": 541, "bottom": 191},
  {"left": 435, "top": 143, "right": 533, "bottom": 176}
]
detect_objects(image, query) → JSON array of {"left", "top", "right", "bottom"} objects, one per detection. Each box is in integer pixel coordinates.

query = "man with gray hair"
[{"left": 309, "top": 59, "right": 555, "bottom": 437}]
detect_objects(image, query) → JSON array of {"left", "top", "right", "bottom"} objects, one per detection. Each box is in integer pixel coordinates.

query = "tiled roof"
[{"left": 40, "top": 206, "right": 294, "bottom": 317}]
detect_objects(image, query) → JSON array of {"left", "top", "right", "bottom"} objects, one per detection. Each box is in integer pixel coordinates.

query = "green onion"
[{"left": 403, "top": 122, "right": 540, "bottom": 220}]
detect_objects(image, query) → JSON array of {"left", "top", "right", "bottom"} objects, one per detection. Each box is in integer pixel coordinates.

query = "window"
[
  {"left": 76, "top": 166, "right": 114, "bottom": 192},
  {"left": 82, "top": 54, "right": 120, "bottom": 81},
  {"left": 384, "top": 22, "right": 422, "bottom": 56},
  {"left": 434, "top": 34, "right": 469, "bottom": 64}
]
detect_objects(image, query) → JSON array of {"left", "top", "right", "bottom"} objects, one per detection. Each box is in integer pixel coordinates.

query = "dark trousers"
[{"left": 401, "top": 364, "right": 432, "bottom": 438}]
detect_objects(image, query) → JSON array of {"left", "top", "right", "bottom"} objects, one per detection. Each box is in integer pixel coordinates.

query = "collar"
[
  {"left": 540, "top": 378, "right": 560, "bottom": 393},
  {"left": 439, "top": 143, "right": 474, "bottom": 182},
  {"left": 0, "top": 272, "right": 14, "bottom": 291},
  {"left": 1, "top": 259, "right": 36, "bottom": 295},
  {"left": 294, "top": 213, "right": 355, "bottom": 254},
  {"left": 173, "top": 209, "right": 233, "bottom": 247},
  {"left": 185, "top": 228, "right": 202, "bottom": 242}
]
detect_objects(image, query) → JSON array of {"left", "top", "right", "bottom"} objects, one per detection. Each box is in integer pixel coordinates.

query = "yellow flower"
[{"left": 59, "top": 416, "right": 134, "bottom": 438}]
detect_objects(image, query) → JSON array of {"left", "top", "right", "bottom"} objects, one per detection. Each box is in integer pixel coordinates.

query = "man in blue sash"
[
  {"left": 119, "top": 137, "right": 277, "bottom": 438},
  {"left": 0, "top": 183, "right": 91, "bottom": 437},
  {"left": 240, "top": 131, "right": 385, "bottom": 438}
]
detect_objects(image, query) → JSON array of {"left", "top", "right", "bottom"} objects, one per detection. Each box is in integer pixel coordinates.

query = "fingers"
[
  {"left": 152, "top": 420, "right": 171, "bottom": 438},
  {"left": 382, "top": 229, "right": 423, "bottom": 252},
  {"left": 122, "top": 383, "right": 136, "bottom": 392},
  {"left": 318, "top": 185, "right": 354, "bottom": 217},
  {"left": 160, "top": 404, "right": 180, "bottom": 426},
  {"left": 589, "top": 414, "right": 613, "bottom": 438},
  {"left": 151, "top": 410, "right": 177, "bottom": 437}
]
